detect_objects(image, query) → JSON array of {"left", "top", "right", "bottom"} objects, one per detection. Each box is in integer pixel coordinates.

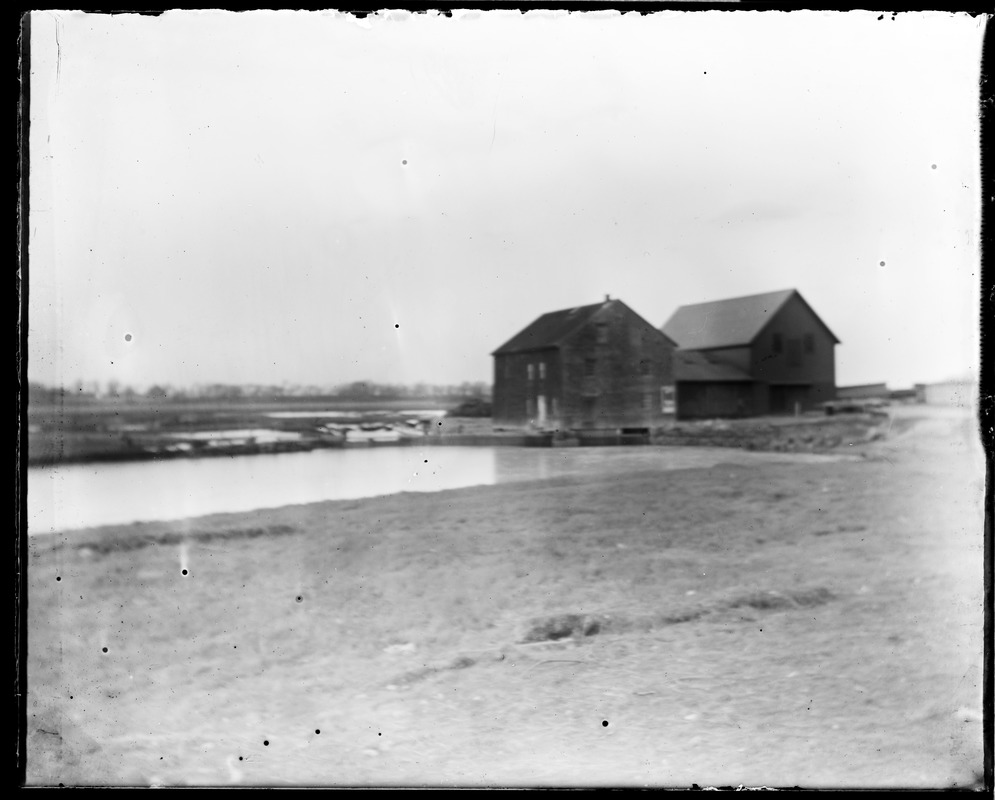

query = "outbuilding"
[
  {"left": 915, "top": 380, "right": 975, "bottom": 408},
  {"left": 662, "top": 289, "right": 839, "bottom": 419},
  {"left": 837, "top": 383, "right": 890, "bottom": 401}
]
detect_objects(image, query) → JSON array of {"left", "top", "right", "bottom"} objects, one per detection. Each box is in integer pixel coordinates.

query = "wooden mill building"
[
  {"left": 662, "top": 289, "right": 839, "bottom": 419},
  {"left": 491, "top": 297, "right": 676, "bottom": 431}
]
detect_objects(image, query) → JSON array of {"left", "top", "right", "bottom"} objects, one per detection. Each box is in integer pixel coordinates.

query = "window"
[
  {"left": 803, "top": 333, "right": 814, "bottom": 354},
  {"left": 642, "top": 392, "right": 653, "bottom": 412},
  {"left": 527, "top": 364, "right": 534, "bottom": 381},
  {"left": 584, "top": 358, "right": 596, "bottom": 377},
  {"left": 595, "top": 323, "right": 609, "bottom": 344},
  {"left": 539, "top": 362, "right": 546, "bottom": 380},
  {"left": 661, "top": 386, "right": 675, "bottom": 414},
  {"left": 772, "top": 333, "right": 783, "bottom": 355},
  {"left": 526, "top": 397, "right": 534, "bottom": 417},
  {"left": 787, "top": 339, "right": 802, "bottom": 367},
  {"left": 551, "top": 398, "right": 558, "bottom": 417}
]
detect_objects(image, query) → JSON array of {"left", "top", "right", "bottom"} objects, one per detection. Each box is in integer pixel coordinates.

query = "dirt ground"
[{"left": 24, "top": 406, "right": 988, "bottom": 788}]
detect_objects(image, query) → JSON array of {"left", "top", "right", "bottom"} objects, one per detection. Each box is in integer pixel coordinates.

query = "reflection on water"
[
  {"left": 28, "top": 447, "right": 497, "bottom": 535},
  {"left": 28, "top": 445, "right": 847, "bottom": 535}
]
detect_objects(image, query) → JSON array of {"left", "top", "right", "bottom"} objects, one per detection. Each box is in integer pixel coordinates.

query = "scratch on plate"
[{"left": 54, "top": 15, "right": 61, "bottom": 85}]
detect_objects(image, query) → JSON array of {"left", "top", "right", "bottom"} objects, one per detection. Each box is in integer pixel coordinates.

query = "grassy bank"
[{"left": 25, "top": 409, "right": 985, "bottom": 787}]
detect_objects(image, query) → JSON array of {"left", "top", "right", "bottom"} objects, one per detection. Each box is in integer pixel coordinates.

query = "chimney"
[{"left": 605, "top": 294, "right": 611, "bottom": 302}]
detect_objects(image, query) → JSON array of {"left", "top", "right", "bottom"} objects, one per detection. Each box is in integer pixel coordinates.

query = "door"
[
  {"left": 537, "top": 395, "right": 547, "bottom": 426},
  {"left": 581, "top": 397, "right": 597, "bottom": 428},
  {"left": 770, "top": 385, "right": 810, "bottom": 415}
]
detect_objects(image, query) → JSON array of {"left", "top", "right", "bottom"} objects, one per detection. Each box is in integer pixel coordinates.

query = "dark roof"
[
  {"left": 838, "top": 383, "right": 889, "bottom": 392},
  {"left": 661, "top": 289, "right": 840, "bottom": 350},
  {"left": 673, "top": 350, "right": 753, "bottom": 382},
  {"left": 492, "top": 299, "right": 614, "bottom": 355}
]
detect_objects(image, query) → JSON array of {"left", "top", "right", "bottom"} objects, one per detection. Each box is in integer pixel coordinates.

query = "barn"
[
  {"left": 915, "top": 380, "right": 975, "bottom": 407},
  {"left": 492, "top": 297, "right": 677, "bottom": 432},
  {"left": 837, "top": 383, "right": 890, "bottom": 401},
  {"left": 662, "top": 289, "right": 839, "bottom": 419}
]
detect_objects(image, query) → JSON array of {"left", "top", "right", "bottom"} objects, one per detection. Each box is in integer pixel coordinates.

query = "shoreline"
[
  {"left": 27, "top": 445, "right": 863, "bottom": 544},
  {"left": 26, "top": 412, "right": 894, "bottom": 468},
  {"left": 40, "top": 451, "right": 879, "bottom": 545}
]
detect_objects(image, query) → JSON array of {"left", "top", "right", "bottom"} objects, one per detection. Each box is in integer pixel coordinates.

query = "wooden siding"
[
  {"left": 674, "top": 294, "right": 837, "bottom": 419},
  {"left": 749, "top": 294, "right": 836, "bottom": 412},
  {"left": 492, "top": 348, "right": 561, "bottom": 428},
  {"left": 492, "top": 301, "right": 675, "bottom": 431},
  {"left": 691, "top": 346, "right": 752, "bottom": 373},
  {"left": 675, "top": 382, "right": 756, "bottom": 420},
  {"left": 558, "top": 306, "right": 674, "bottom": 430}
]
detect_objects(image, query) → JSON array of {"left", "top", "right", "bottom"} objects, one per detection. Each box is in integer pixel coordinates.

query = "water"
[{"left": 26, "top": 445, "right": 846, "bottom": 535}]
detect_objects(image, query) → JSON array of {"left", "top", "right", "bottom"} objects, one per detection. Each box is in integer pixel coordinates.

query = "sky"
[{"left": 27, "top": 9, "right": 985, "bottom": 392}]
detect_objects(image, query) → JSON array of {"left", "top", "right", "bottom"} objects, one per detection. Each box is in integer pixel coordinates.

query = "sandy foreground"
[{"left": 24, "top": 407, "right": 987, "bottom": 788}]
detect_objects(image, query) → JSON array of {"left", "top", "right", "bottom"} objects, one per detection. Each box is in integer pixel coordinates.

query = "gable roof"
[
  {"left": 673, "top": 350, "right": 753, "bottom": 382},
  {"left": 493, "top": 298, "right": 675, "bottom": 355},
  {"left": 661, "top": 289, "right": 840, "bottom": 350},
  {"left": 491, "top": 299, "right": 615, "bottom": 355}
]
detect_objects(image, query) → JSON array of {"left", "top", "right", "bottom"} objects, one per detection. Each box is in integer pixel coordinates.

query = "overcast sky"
[{"left": 28, "top": 9, "right": 984, "bottom": 392}]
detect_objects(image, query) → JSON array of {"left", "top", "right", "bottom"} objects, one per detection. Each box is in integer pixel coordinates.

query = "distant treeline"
[{"left": 27, "top": 380, "right": 492, "bottom": 406}]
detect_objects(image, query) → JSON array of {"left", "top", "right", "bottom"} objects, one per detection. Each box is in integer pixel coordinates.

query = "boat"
[
  {"left": 346, "top": 427, "right": 402, "bottom": 444},
  {"left": 316, "top": 425, "right": 348, "bottom": 445}
]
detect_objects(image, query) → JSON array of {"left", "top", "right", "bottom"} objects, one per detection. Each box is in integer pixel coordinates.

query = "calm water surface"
[{"left": 27, "top": 445, "right": 845, "bottom": 534}]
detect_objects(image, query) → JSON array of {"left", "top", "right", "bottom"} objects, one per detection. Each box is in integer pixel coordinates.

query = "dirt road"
[{"left": 25, "top": 406, "right": 986, "bottom": 788}]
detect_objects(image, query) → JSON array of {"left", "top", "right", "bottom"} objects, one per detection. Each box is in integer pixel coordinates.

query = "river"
[{"left": 26, "top": 444, "right": 848, "bottom": 534}]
